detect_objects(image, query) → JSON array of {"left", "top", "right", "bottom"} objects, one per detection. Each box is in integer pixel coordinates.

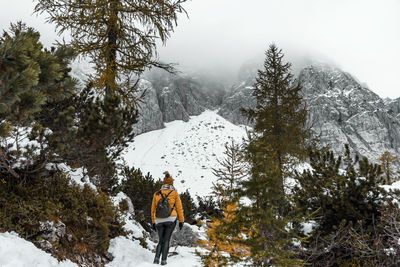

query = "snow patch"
[
  {"left": 0, "top": 232, "right": 77, "bottom": 267},
  {"left": 301, "top": 221, "right": 317, "bottom": 236}
]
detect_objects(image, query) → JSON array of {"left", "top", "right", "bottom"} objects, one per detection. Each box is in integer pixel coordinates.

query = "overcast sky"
[{"left": 1, "top": 0, "right": 400, "bottom": 98}]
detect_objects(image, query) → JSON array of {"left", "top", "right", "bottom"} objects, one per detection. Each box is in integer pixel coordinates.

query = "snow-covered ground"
[
  {"left": 106, "top": 237, "right": 203, "bottom": 267},
  {"left": 124, "top": 110, "right": 248, "bottom": 197},
  {"left": 0, "top": 232, "right": 77, "bottom": 267},
  {"left": 0, "top": 231, "right": 204, "bottom": 267}
]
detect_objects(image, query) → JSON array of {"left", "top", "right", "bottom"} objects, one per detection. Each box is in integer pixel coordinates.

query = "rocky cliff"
[
  {"left": 131, "top": 72, "right": 225, "bottom": 133},
  {"left": 218, "top": 64, "right": 400, "bottom": 161},
  {"left": 132, "top": 80, "right": 164, "bottom": 135},
  {"left": 300, "top": 64, "right": 400, "bottom": 160}
]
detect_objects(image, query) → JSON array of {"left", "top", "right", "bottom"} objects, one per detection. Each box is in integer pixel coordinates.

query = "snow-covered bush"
[{"left": 293, "top": 146, "right": 400, "bottom": 266}]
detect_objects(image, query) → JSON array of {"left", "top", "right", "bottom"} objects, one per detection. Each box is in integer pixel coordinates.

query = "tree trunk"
[{"left": 106, "top": 0, "right": 119, "bottom": 96}]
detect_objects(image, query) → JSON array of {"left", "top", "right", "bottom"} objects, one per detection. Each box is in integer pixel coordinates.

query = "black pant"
[{"left": 155, "top": 220, "right": 176, "bottom": 261}]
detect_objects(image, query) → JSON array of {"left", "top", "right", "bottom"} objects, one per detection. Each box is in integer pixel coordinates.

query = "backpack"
[{"left": 155, "top": 190, "right": 175, "bottom": 218}]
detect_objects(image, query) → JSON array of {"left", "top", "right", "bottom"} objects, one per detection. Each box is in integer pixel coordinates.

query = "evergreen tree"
[
  {"left": 242, "top": 44, "right": 309, "bottom": 192},
  {"left": 0, "top": 23, "right": 78, "bottom": 177},
  {"left": 120, "top": 167, "right": 162, "bottom": 231},
  {"left": 199, "top": 203, "right": 250, "bottom": 267},
  {"left": 196, "top": 196, "right": 222, "bottom": 221},
  {"left": 0, "top": 22, "right": 76, "bottom": 136},
  {"left": 180, "top": 190, "right": 197, "bottom": 225},
  {"left": 378, "top": 151, "right": 399, "bottom": 183},
  {"left": 34, "top": 0, "right": 187, "bottom": 98},
  {"left": 293, "top": 145, "right": 394, "bottom": 266},
  {"left": 236, "top": 44, "right": 310, "bottom": 265}
]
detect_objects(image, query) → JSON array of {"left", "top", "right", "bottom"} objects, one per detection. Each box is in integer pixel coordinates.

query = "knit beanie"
[{"left": 163, "top": 171, "right": 174, "bottom": 185}]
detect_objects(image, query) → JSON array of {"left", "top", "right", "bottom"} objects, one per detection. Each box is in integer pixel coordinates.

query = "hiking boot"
[
  {"left": 153, "top": 258, "right": 160, "bottom": 264},
  {"left": 161, "top": 260, "right": 167, "bottom": 265}
]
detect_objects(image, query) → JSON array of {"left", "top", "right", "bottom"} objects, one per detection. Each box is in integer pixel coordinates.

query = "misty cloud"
[
  {"left": 158, "top": 0, "right": 400, "bottom": 98},
  {"left": 1, "top": 0, "right": 400, "bottom": 98}
]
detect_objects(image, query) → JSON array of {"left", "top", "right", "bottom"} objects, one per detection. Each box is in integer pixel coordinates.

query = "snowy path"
[
  {"left": 140, "top": 127, "right": 167, "bottom": 167},
  {"left": 106, "top": 237, "right": 202, "bottom": 267},
  {"left": 0, "top": 232, "right": 203, "bottom": 267}
]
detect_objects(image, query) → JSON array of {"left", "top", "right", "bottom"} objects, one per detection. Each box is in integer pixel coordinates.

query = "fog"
[
  {"left": 158, "top": 0, "right": 400, "bottom": 98},
  {"left": 1, "top": 0, "right": 400, "bottom": 98}
]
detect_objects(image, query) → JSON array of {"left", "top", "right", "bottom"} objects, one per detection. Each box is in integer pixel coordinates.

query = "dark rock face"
[
  {"left": 132, "top": 80, "right": 164, "bottom": 135},
  {"left": 217, "top": 82, "right": 255, "bottom": 125},
  {"left": 158, "top": 85, "right": 192, "bottom": 123},
  {"left": 157, "top": 77, "right": 212, "bottom": 123},
  {"left": 299, "top": 64, "right": 400, "bottom": 160},
  {"left": 386, "top": 98, "right": 400, "bottom": 119},
  {"left": 135, "top": 74, "right": 224, "bottom": 128}
]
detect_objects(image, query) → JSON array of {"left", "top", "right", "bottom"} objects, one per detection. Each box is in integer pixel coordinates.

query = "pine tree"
[
  {"left": 180, "top": 190, "right": 197, "bottom": 225},
  {"left": 378, "top": 151, "right": 399, "bottom": 183},
  {"left": 0, "top": 23, "right": 78, "bottom": 177},
  {"left": 242, "top": 44, "right": 309, "bottom": 192},
  {"left": 237, "top": 44, "right": 310, "bottom": 265},
  {"left": 120, "top": 167, "right": 162, "bottom": 231},
  {"left": 199, "top": 141, "right": 250, "bottom": 266},
  {"left": 34, "top": 0, "right": 187, "bottom": 99},
  {"left": 211, "top": 141, "right": 248, "bottom": 203},
  {"left": 199, "top": 203, "right": 250, "bottom": 266},
  {"left": 34, "top": 0, "right": 188, "bottom": 191},
  {"left": 293, "top": 145, "right": 392, "bottom": 265},
  {"left": 0, "top": 22, "right": 76, "bottom": 136}
]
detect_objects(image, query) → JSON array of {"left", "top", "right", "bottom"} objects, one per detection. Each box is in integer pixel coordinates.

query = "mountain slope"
[
  {"left": 218, "top": 63, "right": 400, "bottom": 161},
  {"left": 124, "top": 110, "right": 248, "bottom": 197},
  {"left": 300, "top": 64, "right": 400, "bottom": 160},
  {"left": 72, "top": 60, "right": 400, "bottom": 163}
]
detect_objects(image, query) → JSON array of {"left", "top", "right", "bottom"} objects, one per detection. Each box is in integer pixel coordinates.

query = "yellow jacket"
[{"left": 151, "top": 189, "right": 184, "bottom": 224}]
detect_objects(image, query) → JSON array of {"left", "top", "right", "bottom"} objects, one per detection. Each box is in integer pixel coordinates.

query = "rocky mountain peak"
[
  {"left": 218, "top": 63, "right": 400, "bottom": 161},
  {"left": 299, "top": 64, "right": 382, "bottom": 105}
]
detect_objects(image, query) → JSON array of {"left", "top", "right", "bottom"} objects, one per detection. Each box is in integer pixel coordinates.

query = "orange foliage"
[{"left": 199, "top": 203, "right": 250, "bottom": 266}]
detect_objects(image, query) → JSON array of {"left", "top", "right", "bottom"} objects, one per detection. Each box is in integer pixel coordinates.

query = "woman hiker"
[{"left": 151, "top": 171, "right": 184, "bottom": 265}]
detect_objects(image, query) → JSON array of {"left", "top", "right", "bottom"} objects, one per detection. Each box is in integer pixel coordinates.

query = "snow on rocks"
[
  {"left": 39, "top": 220, "right": 66, "bottom": 243},
  {"left": 111, "top": 192, "right": 145, "bottom": 239},
  {"left": 0, "top": 232, "right": 77, "bottom": 267},
  {"left": 45, "top": 163, "right": 96, "bottom": 189}
]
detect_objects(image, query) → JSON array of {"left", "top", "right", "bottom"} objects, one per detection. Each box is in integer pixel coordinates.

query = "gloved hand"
[
  {"left": 179, "top": 222, "right": 184, "bottom": 230},
  {"left": 152, "top": 223, "right": 156, "bottom": 231}
]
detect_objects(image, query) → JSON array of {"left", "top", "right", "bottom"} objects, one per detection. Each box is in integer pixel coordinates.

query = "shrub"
[
  {"left": 293, "top": 146, "right": 399, "bottom": 266},
  {"left": 180, "top": 190, "right": 197, "bottom": 225},
  {"left": 120, "top": 167, "right": 162, "bottom": 231},
  {"left": 196, "top": 196, "right": 222, "bottom": 221},
  {"left": 0, "top": 171, "right": 124, "bottom": 265}
]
